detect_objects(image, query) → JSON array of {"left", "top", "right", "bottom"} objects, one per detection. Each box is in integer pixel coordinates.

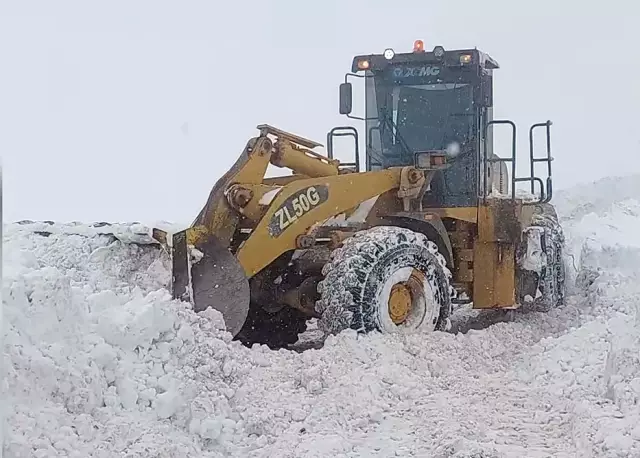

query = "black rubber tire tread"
[
  {"left": 316, "top": 226, "right": 453, "bottom": 336},
  {"left": 234, "top": 305, "right": 308, "bottom": 349}
]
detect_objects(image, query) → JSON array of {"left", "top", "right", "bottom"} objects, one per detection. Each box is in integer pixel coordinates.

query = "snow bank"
[
  {"left": 554, "top": 173, "right": 640, "bottom": 224},
  {"left": 527, "top": 178, "right": 640, "bottom": 457},
  {"left": 3, "top": 224, "right": 253, "bottom": 457},
  {"left": 4, "top": 174, "right": 640, "bottom": 457}
]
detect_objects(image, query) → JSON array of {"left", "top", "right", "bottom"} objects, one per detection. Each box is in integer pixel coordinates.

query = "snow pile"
[
  {"left": 554, "top": 173, "right": 640, "bottom": 225},
  {"left": 3, "top": 173, "right": 640, "bottom": 457},
  {"left": 566, "top": 198, "right": 640, "bottom": 296},
  {"left": 3, "top": 224, "right": 258, "bottom": 457},
  {"left": 521, "top": 182, "right": 640, "bottom": 457}
]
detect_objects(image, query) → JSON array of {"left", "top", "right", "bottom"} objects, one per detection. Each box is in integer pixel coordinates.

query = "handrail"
[
  {"left": 484, "top": 120, "right": 517, "bottom": 199},
  {"left": 484, "top": 119, "right": 554, "bottom": 205},
  {"left": 529, "top": 120, "right": 553, "bottom": 203},
  {"left": 327, "top": 126, "right": 360, "bottom": 172}
]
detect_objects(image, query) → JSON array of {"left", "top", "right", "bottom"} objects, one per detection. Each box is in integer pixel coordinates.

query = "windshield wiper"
[{"left": 379, "top": 109, "right": 413, "bottom": 157}]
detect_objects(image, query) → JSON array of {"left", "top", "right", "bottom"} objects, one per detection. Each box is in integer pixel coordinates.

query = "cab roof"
[{"left": 350, "top": 45, "right": 500, "bottom": 73}]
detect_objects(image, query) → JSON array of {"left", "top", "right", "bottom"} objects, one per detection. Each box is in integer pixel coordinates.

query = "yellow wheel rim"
[
  {"left": 387, "top": 269, "right": 427, "bottom": 325},
  {"left": 388, "top": 283, "right": 412, "bottom": 324}
]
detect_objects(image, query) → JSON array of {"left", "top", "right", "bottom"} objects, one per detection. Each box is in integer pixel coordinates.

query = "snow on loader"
[{"left": 148, "top": 41, "right": 565, "bottom": 348}]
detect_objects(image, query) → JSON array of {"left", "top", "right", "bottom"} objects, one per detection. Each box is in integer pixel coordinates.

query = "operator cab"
[{"left": 329, "top": 41, "right": 554, "bottom": 208}]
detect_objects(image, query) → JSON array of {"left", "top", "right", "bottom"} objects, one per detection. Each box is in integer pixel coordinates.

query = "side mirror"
[{"left": 339, "top": 82, "right": 353, "bottom": 115}]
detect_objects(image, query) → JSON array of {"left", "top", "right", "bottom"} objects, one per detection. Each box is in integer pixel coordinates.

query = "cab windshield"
[{"left": 365, "top": 69, "right": 478, "bottom": 169}]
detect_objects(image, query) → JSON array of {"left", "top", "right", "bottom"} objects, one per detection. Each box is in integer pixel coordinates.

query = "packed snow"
[{"left": 3, "top": 174, "right": 640, "bottom": 457}]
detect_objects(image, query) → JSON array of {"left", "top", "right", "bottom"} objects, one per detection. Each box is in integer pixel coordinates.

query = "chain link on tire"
[
  {"left": 517, "top": 203, "right": 566, "bottom": 311},
  {"left": 316, "top": 226, "right": 454, "bottom": 336}
]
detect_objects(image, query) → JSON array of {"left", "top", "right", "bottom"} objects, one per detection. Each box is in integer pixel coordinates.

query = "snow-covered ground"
[{"left": 3, "top": 174, "right": 640, "bottom": 457}]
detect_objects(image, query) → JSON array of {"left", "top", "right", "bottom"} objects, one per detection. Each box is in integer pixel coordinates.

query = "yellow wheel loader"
[{"left": 148, "top": 42, "right": 565, "bottom": 348}]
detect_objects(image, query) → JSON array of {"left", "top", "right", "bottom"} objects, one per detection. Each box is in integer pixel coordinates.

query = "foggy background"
[{"left": 1, "top": 0, "right": 638, "bottom": 224}]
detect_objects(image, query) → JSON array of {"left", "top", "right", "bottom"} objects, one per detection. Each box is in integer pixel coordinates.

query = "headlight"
[
  {"left": 416, "top": 153, "right": 431, "bottom": 169},
  {"left": 416, "top": 152, "right": 446, "bottom": 169},
  {"left": 356, "top": 59, "right": 370, "bottom": 70},
  {"left": 383, "top": 48, "right": 395, "bottom": 60},
  {"left": 459, "top": 54, "right": 472, "bottom": 64}
]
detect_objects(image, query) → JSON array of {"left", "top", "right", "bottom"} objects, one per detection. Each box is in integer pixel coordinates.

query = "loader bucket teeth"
[{"left": 171, "top": 230, "right": 250, "bottom": 337}]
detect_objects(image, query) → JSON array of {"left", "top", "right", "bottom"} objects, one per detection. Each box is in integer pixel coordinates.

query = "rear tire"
[
  {"left": 517, "top": 203, "right": 566, "bottom": 311},
  {"left": 316, "top": 226, "right": 453, "bottom": 336}
]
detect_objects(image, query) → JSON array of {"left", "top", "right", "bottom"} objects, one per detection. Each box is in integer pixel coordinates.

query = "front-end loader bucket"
[{"left": 152, "top": 227, "right": 250, "bottom": 337}]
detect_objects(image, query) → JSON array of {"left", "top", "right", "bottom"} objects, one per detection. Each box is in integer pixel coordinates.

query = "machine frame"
[{"left": 147, "top": 42, "right": 565, "bottom": 348}]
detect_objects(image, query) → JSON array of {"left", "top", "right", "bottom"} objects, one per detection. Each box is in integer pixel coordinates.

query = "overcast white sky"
[{"left": 1, "top": 0, "right": 638, "bottom": 224}]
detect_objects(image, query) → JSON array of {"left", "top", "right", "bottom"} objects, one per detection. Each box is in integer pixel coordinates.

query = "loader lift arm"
[
  {"left": 152, "top": 124, "right": 448, "bottom": 338},
  {"left": 190, "top": 124, "right": 341, "bottom": 251}
]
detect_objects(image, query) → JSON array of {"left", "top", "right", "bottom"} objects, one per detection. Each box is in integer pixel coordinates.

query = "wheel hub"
[{"left": 388, "top": 283, "right": 412, "bottom": 324}]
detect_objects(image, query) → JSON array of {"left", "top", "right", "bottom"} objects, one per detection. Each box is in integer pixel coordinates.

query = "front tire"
[{"left": 316, "top": 226, "right": 453, "bottom": 336}]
